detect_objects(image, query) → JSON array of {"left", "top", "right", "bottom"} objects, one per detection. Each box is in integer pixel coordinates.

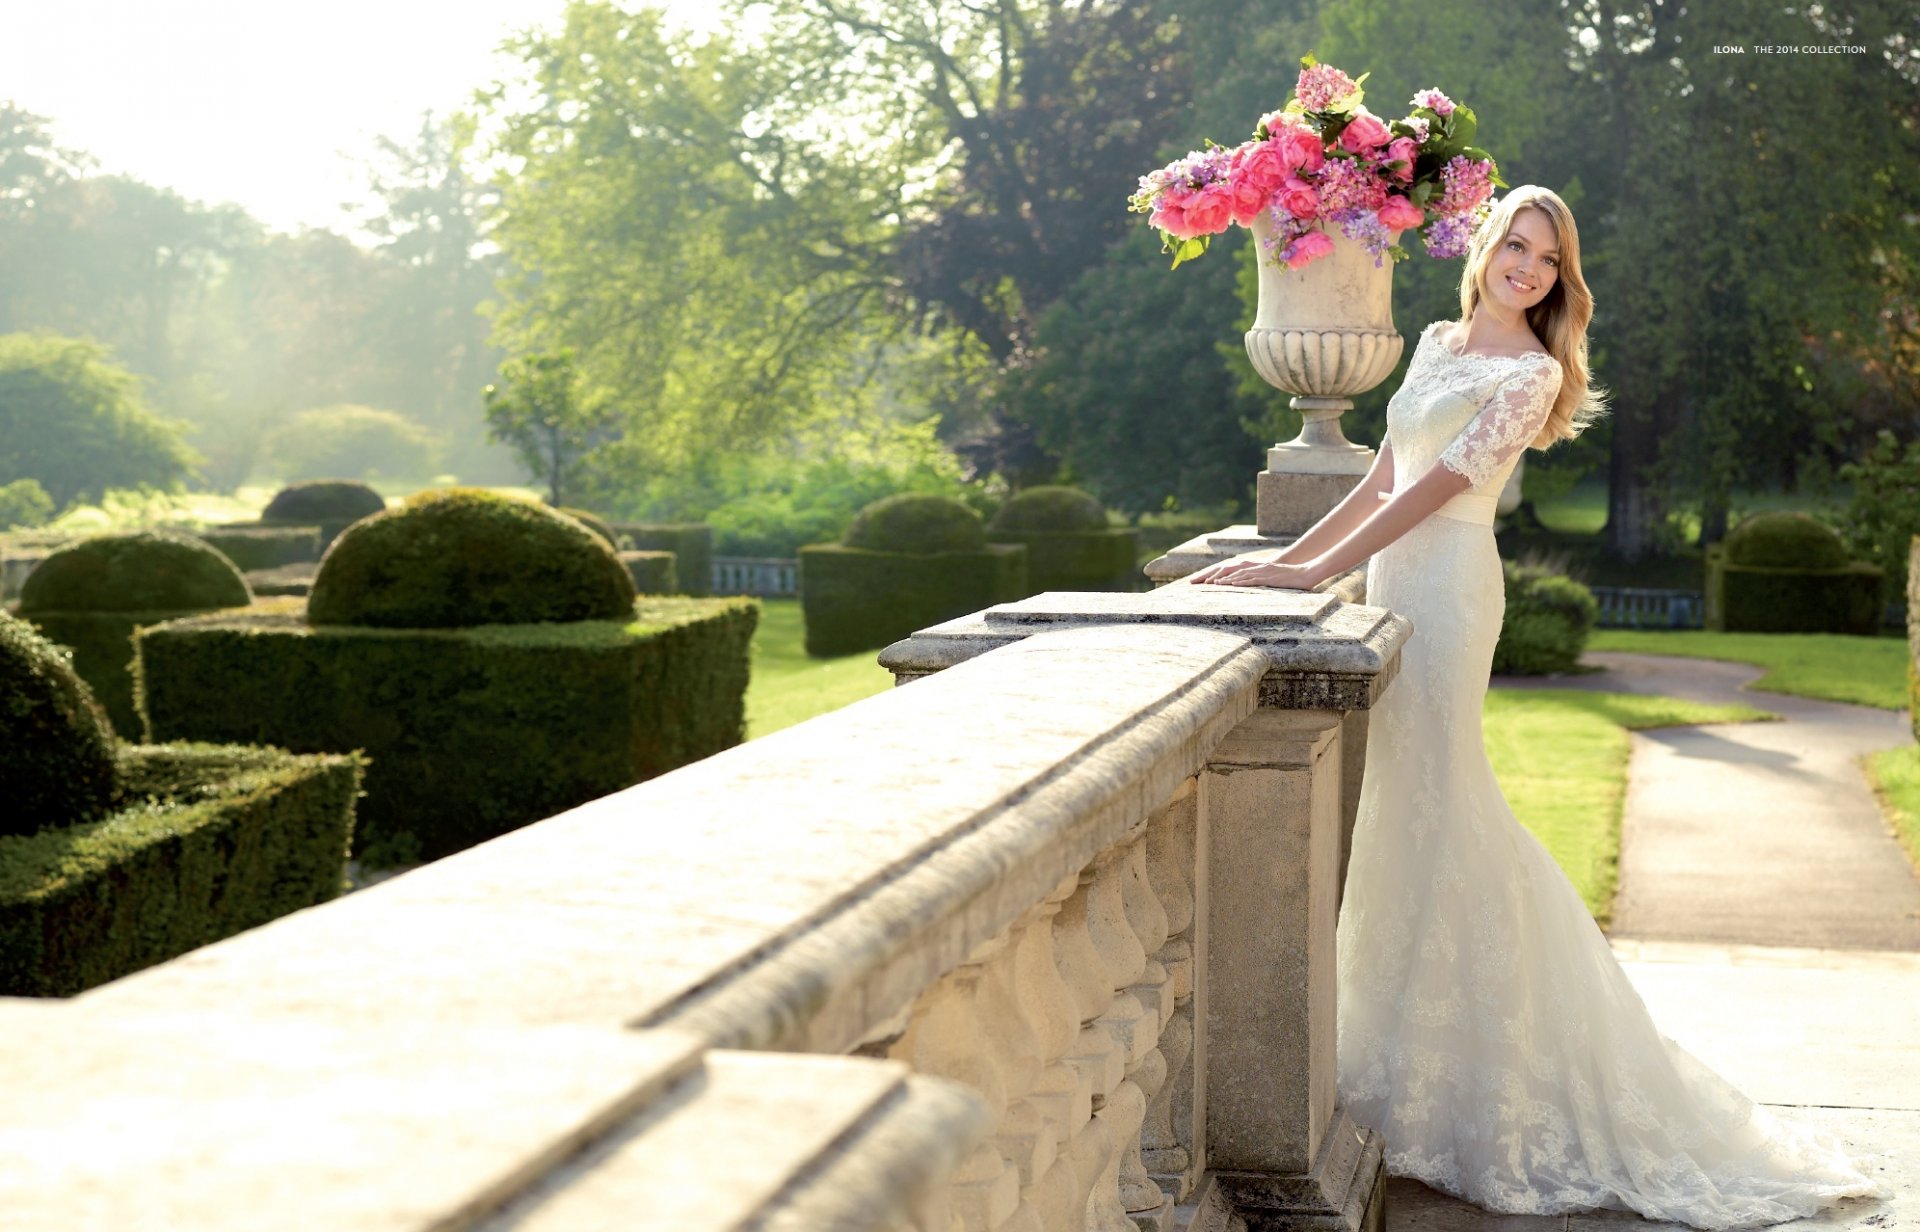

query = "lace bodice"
[{"left": 1384, "top": 320, "right": 1563, "bottom": 494}]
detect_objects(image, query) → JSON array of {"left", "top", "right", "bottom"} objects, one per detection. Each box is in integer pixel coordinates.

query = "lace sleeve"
[{"left": 1436, "top": 358, "right": 1563, "bottom": 490}]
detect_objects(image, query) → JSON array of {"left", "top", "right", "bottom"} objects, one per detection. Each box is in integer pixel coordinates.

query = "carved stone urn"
[{"left": 1245, "top": 209, "right": 1404, "bottom": 537}]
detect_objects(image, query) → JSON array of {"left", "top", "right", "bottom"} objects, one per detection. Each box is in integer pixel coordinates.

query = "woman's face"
[{"left": 1484, "top": 206, "right": 1560, "bottom": 312}]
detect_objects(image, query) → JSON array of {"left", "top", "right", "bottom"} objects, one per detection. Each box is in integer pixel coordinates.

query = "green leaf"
[
  {"left": 1411, "top": 181, "right": 1434, "bottom": 205},
  {"left": 1300, "top": 50, "right": 1319, "bottom": 69},
  {"left": 1462, "top": 146, "right": 1491, "bottom": 162}
]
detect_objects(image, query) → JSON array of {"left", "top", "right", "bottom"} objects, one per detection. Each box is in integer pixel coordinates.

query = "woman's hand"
[{"left": 1190, "top": 558, "right": 1323, "bottom": 590}]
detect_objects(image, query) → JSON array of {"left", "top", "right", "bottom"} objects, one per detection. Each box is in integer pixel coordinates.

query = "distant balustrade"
[
  {"left": 711, "top": 554, "right": 799, "bottom": 597},
  {"left": 2, "top": 578, "right": 1407, "bottom": 1232}
]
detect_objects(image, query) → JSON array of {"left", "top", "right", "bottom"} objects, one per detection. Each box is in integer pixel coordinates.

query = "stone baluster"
[{"left": 1140, "top": 779, "right": 1201, "bottom": 1209}]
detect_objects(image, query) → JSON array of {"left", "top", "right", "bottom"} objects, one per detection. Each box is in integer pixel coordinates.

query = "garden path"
[{"left": 1493, "top": 650, "right": 1920, "bottom": 951}]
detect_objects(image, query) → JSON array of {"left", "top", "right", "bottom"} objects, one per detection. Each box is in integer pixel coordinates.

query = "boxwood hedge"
[
  {"left": 195, "top": 525, "right": 323, "bottom": 571},
  {"left": 0, "top": 742, "right": 363, "bottom": 997},
  {"left": 1491, "top": 561, "right": 1599, "bottom": 675},
  {"left": 799, "top": 543, "right": 1026, "bottom": 657},
  {"left": 612, "top": 523, "right": 712, "bottom": 596},
  {"left": 136, "top": 596, "right": 759, "bottom": 866},
  {"left": 619, "top": 550, "right": 678, "bottom": 595},
  {"left": 1706, "top": 547, "right": 1884, "bottom": 635}
]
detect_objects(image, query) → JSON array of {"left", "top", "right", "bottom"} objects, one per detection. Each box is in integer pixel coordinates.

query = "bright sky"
[{"left": 1, "top": 0, "right": 718, "bottom": 236}]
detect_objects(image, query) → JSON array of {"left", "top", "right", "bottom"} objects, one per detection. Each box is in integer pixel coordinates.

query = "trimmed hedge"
[
  {"left": 989, "top": 529, "right": 1141, "bottom": 594},
  {"left": 991, "top": 486, "right": 1109, "bottom": 534},
  {"left": 196, "top": 525, "right": 322, "bottom": 571},
  {"left": 1724, "top": 511, "right": 1850, "bottom": 570},
  {"left": 137, "top": 597, "right": 759, "bottom": 865},
  {"left": 1491, "top": 561, "right": 1599, "bottom": 675},
  {"left": 619, "top": 550, "right": 678, "bottom": 595},
  {"left": 18, "top": 532, "right": 253, "bottom": 736},
  {"left": 558, "top": 507, "right": 618, "bottom": 548},
  {"left": 0, "top": 611, "right": 118, "bottom": 836},
  {"left": 611, "top": 523, "right": 713, "bottom": 596},
  {"left": 308, "top": 489, "right": 636, "bottom": 629},
  {"left": 0, "top": 742, "right": 362, "bottom": 996},
  {"left": 844, "top": 494, "right": 985, "bottom": 554},
  {"left": 799, "top": 543, "right": 1027, "bottom": 657},
  {"left": 261, "top": 479, "right": 387, "bottom": 527},
  {"left": 1707, "top": 544, "right": 1885, "bottom": 635}
]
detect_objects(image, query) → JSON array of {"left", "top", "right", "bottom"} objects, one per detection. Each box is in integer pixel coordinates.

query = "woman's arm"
[
  {"left": 1200, "top": 459, "right": 1471, "bottom": 590},
  {"left": 1190, "top": 437, "right": 1396, "bottom": 584}
]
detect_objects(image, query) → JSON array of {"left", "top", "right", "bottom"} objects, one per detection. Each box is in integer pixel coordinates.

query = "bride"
[{"left": 1193, "top": 185, "right": 1889, "bottom": 1227}]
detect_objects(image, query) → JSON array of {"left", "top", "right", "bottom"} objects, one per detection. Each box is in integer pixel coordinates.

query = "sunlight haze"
[{"left": 1, "top": 0, "right": 719, "bottom": 235}]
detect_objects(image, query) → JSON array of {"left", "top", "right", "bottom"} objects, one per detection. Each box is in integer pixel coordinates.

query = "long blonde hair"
[{"left": 1457, "top": 185, "right": 1609, "bottom": 447}]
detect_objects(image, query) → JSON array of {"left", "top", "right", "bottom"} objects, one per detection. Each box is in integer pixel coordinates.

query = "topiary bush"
[
  {"left": 611, "top": 523, "right": 713, "bottom": 596},
  {"left": 987, "top": 485, "right": 1140, "bottom": 594},
  {"left": 844, "top": 494, "right": 986, "bottom": 554},
  {"left": 558, "top": 507, "right": 618, "bottom": 548},
  {"left": 138, "top": 596, "right": 757, "bottom": 865},
  {"left": 618, "top": 550, "right": 678, "bottom": 595},
  {"left": 17, "top": 531, "right": 254, "bottom": 735},
  {"left": 991, "top": 486, "right": 1110, "bottom": 534},
  {"left": 1909, "top": 536, "right": 1918, "bottom": 743},
  {"left": 1709, "top": 511, "right": 1884, "bottom": 635},
  {"left": 1491, "top": 560, "right": 1599, "bottom": 675},
  {"left": 0, "top": 611, "right": 119, "bottom": 836},
  {"left": 1723, "top": 511, "right": 1850, "bottom": 570},
  {"left": 260, "top": 479, "right": 388, "bottom": 528},
  {"left": 308, "top": 488, "right": 636, "bottom": 629},
  {"left": 194, "top": 525, "right": 322, "bottom": 572},
  {"left": 0, "top": 741, "right": 361, "bottom": 996}
]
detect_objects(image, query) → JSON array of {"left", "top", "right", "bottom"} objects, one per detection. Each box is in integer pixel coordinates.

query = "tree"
[
  {"left": 263, "top": 404, "right": 441, "bottom": 483},
  {"left": 483, "top": 350, "right": 616, "bottom": 507},
  {"left": 0, "top": 332, "right": 196, "bottom": 508}
]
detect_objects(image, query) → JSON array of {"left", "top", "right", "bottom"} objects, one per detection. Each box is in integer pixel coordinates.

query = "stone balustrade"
[{"left": 0, "top": 582, "right": 1407, "bottom": 1232}]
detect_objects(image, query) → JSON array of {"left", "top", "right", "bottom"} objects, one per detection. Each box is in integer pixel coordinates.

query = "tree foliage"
[
  {"left": 482, "top": 350, "right": 616, "bottom": 507},
  {"left": 263, "top": 404, "right": 441, "bottom": 483},
  {"left": 0, "top": 332, "right": 195, "bottom": 507}
]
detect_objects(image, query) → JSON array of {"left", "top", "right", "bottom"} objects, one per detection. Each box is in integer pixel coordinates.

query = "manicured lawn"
[
  {"left": 745, "top": 598, "right": 893, "bottom": 739},
  {"left": 1484, "top": 688, "right": 1775, "bottom": 925},
  {"left": 1585, "top": 628, "right": 1909, "bottom": 710},
  {"left": 1865, "top": 743, "right": 1920, "bottom": 875}
]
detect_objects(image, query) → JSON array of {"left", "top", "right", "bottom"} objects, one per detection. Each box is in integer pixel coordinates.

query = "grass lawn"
[
  {"left": 1865, "top": 743, "right": 1920, "bottom": 875},
  {"left": 1485, "top": 688, "right": 1776, "bottom": 925},
  {"left": 745, "top": 598, "right": 893, "bottom": 739},
  {"left": 1585, "top": 628, "right": 1909, "bottom": 710}
]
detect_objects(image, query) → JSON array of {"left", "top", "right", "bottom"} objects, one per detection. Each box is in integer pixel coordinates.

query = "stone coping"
[
  {"left": 85, "top": 623, "right": 1272, "bottom": 1057},
  {"left": 880, "top": 582, "right": 1407, "bottom": 710}
]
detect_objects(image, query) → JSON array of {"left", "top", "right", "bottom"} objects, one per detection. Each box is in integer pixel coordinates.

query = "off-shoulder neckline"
[{"left": 1424, "top": 320, "right": 1557, "bottom": 365}]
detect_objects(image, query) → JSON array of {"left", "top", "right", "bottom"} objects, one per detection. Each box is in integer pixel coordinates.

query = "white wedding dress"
[{"left": 1335, "top": 320, "right": 1890, "bottom": 1227}]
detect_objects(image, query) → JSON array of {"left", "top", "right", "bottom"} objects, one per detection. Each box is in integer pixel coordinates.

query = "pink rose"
[
  {"left": 1183, "top": 186, "right": 1235, "bottom": 234},
  {"left": 1284, "top": 229, "right": 1335, "bottom": 269},
  {"left": 1383, "top": 136, "right": 1419, "bottom": 183},
  {"left": 1276, "top": 175, "right": 1320, "bottom": 220},
  {"left": 1234, "top": 140, "right": 1292, "bottom": 193},
  {"left": 1258, "top": 108, "right": 1290, "bottom": 136},
  {"left": 1228, "top": 175, "right": 1271, "bottom": 226},
  {"left": 1150, "top": 202, "right": 1194, "bottom": 239},
  {"left": 1377, "top": 195, "right": 1425, "bottom": 233},
  {"left": 1337, "top": 108, "right": 1392, "bottom": 154},
  {"left": 1277, "top": 123, "right": 1326, "bottom": 173}
]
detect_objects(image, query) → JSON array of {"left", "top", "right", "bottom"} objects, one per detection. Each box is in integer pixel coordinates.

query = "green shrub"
[
  {"left": 0, "top": 478, "right": 54, "bottom": 531},
  {"left": 18, "top": 531, "right": 253, "bottom": 734},
  {"left": 611, "top": 523, "right": 713, "bottom": 596},
  {"left": 799, "top": 543, "right": 1027, "bottom": 657},
  {"left": 1712, "top": 559, "right": 1885, "bottom": 635},
  {"left": 1723, "top": 511, "right": 1849, "bottom": 570},
  {"left": 1839, "top": 430, "right": 1920, "bottom": 608},
  {"left": 137, "top": 597, "right": 758, "bottom": 865},
  {"left": 1491, "top": 560, "right": 1598, "bottom": 675},
  {"left": 0, "top": 612, "right": 118, "bottom": 836},
  {"left": 619, "top": 550, "right": 678, "bottom": 595},
  {"left": 558, "top": 507, "right": 618, "bottom": 548},
  {"left": 194, "top": 525, "right": 322, "bottom": 571},
  {"left": 262, "top": 404, "right": 439, "bottom": 484},
  {"left": 260, "top": 479, "right": 389, "bottom": 527},
  {"left": 991, "top": 486, "right": 1109, "bottom": 534},
  {"left": 844, "top": 494, "right": 986, "bottom": 554},
  {"left": 244, "top": 564, "right": 317, "bottom": 597},
  {"left": 308, "top": 488, "right": 636, "bottom": 629},
  {"left": 0, "top": 742, "right": 361, "bottom": 996}
]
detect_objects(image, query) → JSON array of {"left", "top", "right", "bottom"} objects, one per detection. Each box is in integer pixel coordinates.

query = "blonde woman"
[{"left": 1195, "top": 186, "right": 1888, "bottom": 1227}]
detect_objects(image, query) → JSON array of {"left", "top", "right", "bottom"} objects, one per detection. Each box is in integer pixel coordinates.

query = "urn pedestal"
[{"left": 1245, "top": 211, "right": 1402, "bottom": 538}]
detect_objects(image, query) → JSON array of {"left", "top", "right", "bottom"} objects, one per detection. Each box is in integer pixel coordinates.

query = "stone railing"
[
  {"left": 1, "top": 583, "right": 1407, "bottom": 1231},
  {"left": 711, "top": 554, "right": 800, "bottom": 597}
]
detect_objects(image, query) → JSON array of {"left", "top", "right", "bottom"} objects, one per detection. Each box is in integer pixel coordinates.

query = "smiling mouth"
[{"left": 1507, "top": 275, "right": 1535, "bottom": 293}]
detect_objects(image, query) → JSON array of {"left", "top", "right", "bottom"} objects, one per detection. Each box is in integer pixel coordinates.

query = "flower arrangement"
[{"left": 1126, "top": 53, "right": 1505, "bottom": 271}]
